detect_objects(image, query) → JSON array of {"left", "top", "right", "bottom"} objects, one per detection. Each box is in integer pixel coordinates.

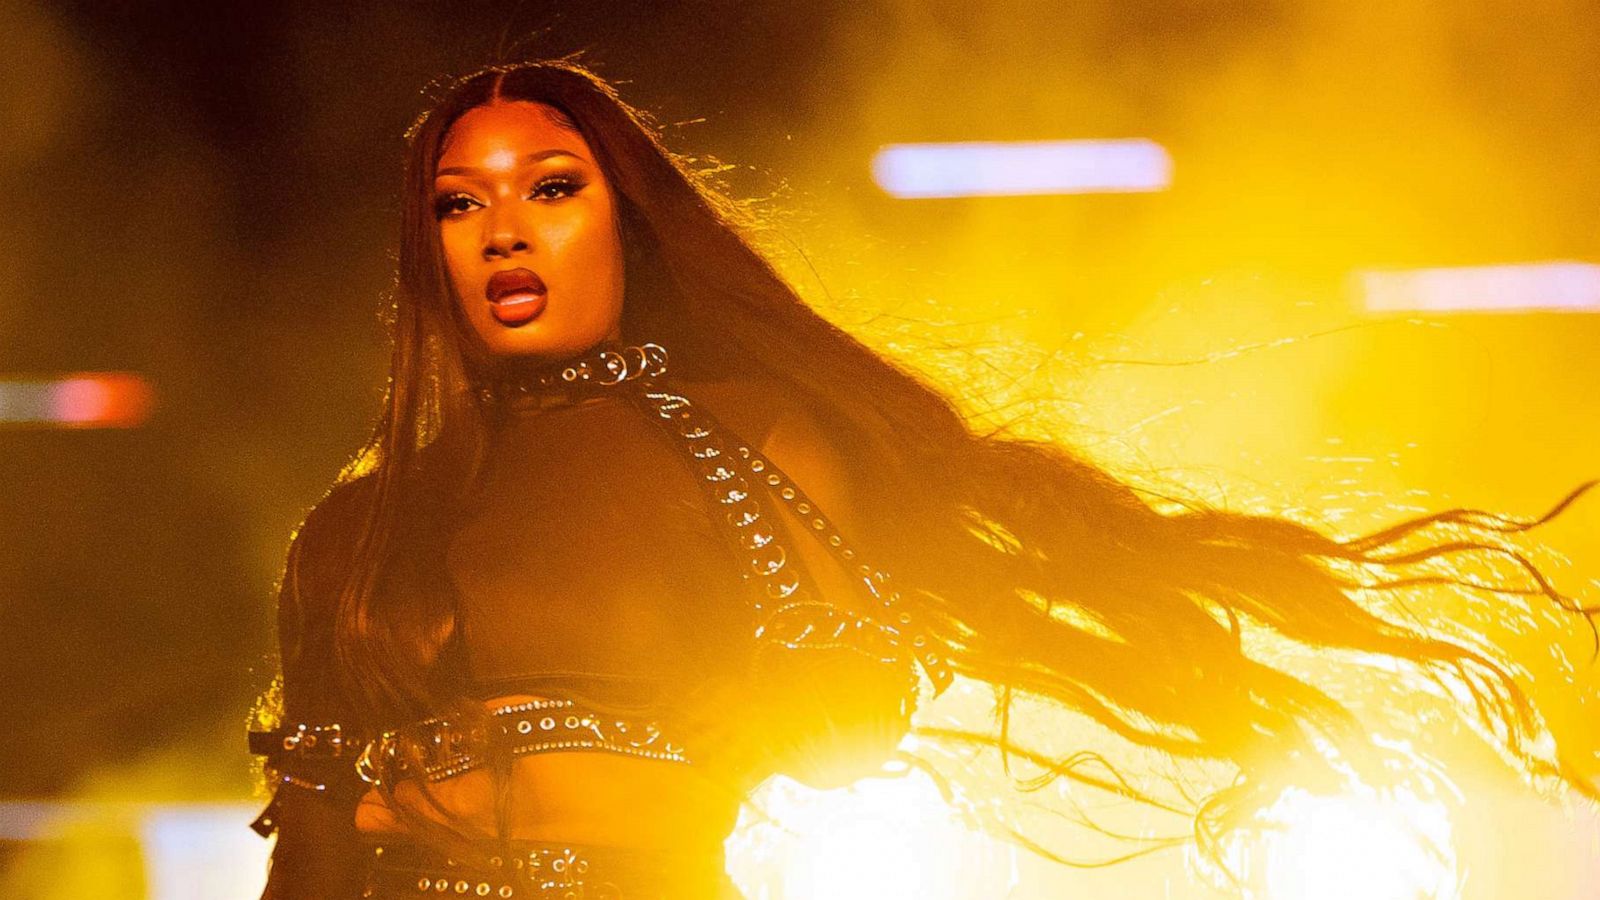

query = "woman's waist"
[{"left": 355, "top": 749, "right": 744, "bottom": 846}]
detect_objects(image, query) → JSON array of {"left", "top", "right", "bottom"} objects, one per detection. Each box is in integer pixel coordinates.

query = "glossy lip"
[
  {"left": 488, "top": 292, "right": 546, "bottom": 326},
  {"left": 485, "top": 267, "right": 547, "bottom": 302}
]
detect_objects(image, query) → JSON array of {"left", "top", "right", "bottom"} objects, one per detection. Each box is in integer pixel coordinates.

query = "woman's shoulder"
[
  {"left": 281, "top": 473, "right": 379, "bottom": 611},
  {"left": 296, "top": 473, "right": 377, "bottom": 553},
  {"left": 677, "top": 375, "right": 822, "bottom": 451}
]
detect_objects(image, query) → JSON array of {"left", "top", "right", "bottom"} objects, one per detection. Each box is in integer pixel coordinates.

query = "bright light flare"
[
  {"left": 0, "top": 372, "right": 154, "bottom": 427},
  {"left": 727, "top": 767, "right": 1016, "bottom": 900},
  {"left": 1239, "top": 785, "right": 1459, "bottom": 900},
  {"left": 1358, "top": 262, "right": 1600, "bottom": 313},
  {"left": 871, "top": 139, "right": 1173, "bottom": 198}
]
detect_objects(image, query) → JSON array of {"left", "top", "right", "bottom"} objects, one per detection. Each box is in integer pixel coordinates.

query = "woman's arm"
[{"left": 254, "top": 488, "right": 374, "bottom": 900}]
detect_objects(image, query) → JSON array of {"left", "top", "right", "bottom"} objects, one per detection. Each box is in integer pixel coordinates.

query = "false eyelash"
[
  {"left": 530, "top": 174, "right": 584, "bottom": 198},
  {"left": 434, "top": 193, "right": 478, "bottom": 218}
]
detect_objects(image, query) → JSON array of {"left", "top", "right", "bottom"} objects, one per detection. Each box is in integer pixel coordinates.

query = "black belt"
[
  {"left": 359, "top": 697, "right": 692, "bottom": 786},
  {"left": 363, "top": 839, "right": 741, "bottom": 900}
]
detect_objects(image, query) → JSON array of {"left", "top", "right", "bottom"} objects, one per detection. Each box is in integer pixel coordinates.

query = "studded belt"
[
  {"left": 357, "top": 698, "right": 691, "bottom": 787},
  {"left": 362, "top": 839, "right": 739, "bottom": 900}
]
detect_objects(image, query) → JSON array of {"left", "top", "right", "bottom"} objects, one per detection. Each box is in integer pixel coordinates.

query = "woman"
[{"left": 250, "top": 60, "right": 1594, "bottom": 899}]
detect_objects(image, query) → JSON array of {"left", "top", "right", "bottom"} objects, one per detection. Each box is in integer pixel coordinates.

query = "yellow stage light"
[
  {"left": 728, "top": 764, "right": 1017, "bottom": 900},
  {"left": 1242, "top": 784, "right": 1458, "bottom": 900}
]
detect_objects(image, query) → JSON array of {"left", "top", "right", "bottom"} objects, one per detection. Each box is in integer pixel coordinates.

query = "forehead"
[{"left": 436, "top": 101, "right": 591, "bottom": 172}]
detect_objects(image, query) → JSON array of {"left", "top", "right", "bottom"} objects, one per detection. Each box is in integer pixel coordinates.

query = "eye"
[
  {"left": 434, "top": 192, "right": 481, "bottom": 220},
  {"left": 529, "top": 174, "right": 584, "bottom": 201}
]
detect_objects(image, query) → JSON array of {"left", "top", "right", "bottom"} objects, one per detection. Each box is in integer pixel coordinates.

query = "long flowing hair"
[{"left": 306, "top": 58, "right": 1595, "bottom": 868}]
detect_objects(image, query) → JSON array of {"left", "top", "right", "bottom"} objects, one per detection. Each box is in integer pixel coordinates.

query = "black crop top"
[
  {"left": 252, "top": 368, "right": 934, "bottom": 895},
  {"left": 446, "top": 391, "right": 762, "bottom": 712}
]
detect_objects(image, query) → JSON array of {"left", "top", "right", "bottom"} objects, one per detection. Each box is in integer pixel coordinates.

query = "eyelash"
[{"left": 433, "top": 175, "right": 585, "bottom": 219}]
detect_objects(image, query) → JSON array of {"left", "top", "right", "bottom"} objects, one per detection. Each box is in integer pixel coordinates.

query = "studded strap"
[{"left": 627, "top": 378, "right": 953, "bottom": 696}]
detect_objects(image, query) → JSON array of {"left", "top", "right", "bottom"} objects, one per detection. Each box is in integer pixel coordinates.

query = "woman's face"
[{"left": 434, "top": 100, "right": 625, "bottom": 363}]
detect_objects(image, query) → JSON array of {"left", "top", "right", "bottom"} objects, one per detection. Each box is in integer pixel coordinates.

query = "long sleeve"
[{"left": 254, "top": 488, "right": 374, "bottom": 900}]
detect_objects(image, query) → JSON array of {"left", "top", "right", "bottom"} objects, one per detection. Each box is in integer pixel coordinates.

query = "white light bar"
[
  {"left": 1359, "top": 262, "right": 1600, "bottom": 313},
  {"left": 141, "top": 804, "right": 271, "bottom": 900},
  {"left": 871, "top": 139, "right": 1172, "bottom": 198},
  {"left": 0, "top": 801, "right": 269, "bottom": 900}
]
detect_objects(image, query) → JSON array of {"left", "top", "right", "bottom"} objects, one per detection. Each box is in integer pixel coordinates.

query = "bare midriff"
[{"left": 352, "top": 694, "right": 746, "bottom": 849}]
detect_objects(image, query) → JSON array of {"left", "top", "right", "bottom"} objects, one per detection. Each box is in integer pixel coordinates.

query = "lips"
[{"left": 484, "top": 268, "right": 548, "bottom": 327}]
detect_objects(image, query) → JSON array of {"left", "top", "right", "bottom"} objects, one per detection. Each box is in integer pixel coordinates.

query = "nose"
[{"left": 481, "top": 206, "right": 532, "bottom": 260}]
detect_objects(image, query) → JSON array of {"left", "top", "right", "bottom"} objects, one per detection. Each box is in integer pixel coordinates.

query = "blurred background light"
[
  {"left": 1359, "top": 262, "right": 1600, "bottom": 314},
  {"left": 139, "top": 804, "right": 270, "bottom": 900},
  {"left": 1244, "top": 785, "right": 1458, "bottom": 900},
  {"left": 0, "top": 801, "right": 268, "bottom": 900},
  {"left": 871, "top": 139, "right": 1173, "bottom": 198},
  {"left": 728, "top": 767, "right": 1018, "bottom": 900},
  {"left": 0, "top": 373, "right": 154, "bottom": 428}
]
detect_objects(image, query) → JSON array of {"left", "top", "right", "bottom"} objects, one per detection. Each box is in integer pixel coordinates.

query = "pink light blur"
[{"left": 0, "top": 373, "right": 154, "bottom": 428}]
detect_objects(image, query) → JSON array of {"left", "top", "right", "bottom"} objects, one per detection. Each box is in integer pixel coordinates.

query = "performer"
[{"left": 249, "top": 60, "right": 1593, "bottom": 899}]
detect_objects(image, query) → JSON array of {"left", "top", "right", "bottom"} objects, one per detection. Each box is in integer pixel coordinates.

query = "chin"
[{"left": 479, "top": 326, "right": 612, "bottom": 363}]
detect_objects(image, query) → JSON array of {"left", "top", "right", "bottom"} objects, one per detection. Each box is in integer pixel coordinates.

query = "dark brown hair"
[{"left": 304, "top": 58, "right": 1596, "bottom": 869}]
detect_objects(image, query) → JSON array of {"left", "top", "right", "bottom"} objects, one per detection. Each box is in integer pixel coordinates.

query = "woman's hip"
[{"left": 361, "top": 838, "right": 743, "bottom": 900}]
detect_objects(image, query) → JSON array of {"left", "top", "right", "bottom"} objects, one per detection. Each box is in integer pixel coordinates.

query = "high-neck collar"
[{"left": 473, "top": 341, "right": 669, "bottom": 413}]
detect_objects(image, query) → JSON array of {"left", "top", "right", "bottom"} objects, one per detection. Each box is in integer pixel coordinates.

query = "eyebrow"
[{"left": 435, "top": 149, "right": 587, "bottom": 177}]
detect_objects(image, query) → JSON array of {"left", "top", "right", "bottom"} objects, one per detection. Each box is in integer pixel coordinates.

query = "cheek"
[
  {"left": 438, "top": 227, "right": 477, "bottom": 295},
  {"left": 549, "top": 213, "right": 625, "bottom": 293}
]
